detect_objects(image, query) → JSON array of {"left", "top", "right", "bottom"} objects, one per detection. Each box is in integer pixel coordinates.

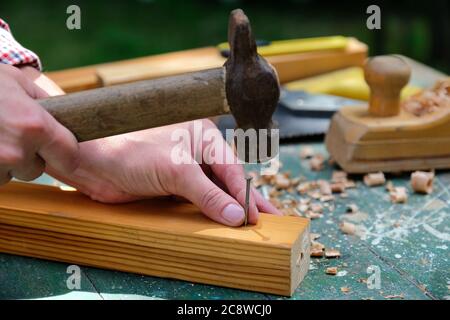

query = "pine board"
[{"left": 0, "top": 182, "right": 310, "bottom": 296}]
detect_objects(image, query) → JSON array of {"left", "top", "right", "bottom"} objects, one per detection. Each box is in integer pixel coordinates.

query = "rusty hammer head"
[{"left": 224, "top": 9, "right": 280, "bottom": 163}]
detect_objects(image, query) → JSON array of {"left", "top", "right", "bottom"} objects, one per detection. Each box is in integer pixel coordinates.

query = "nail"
[{"left": 221, "top": 204, "right": 245, "bottom": 225}]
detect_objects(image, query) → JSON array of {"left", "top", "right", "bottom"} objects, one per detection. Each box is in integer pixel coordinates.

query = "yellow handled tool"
[{"left": 217, "top": 35, "right": 349, "bottom": 57}]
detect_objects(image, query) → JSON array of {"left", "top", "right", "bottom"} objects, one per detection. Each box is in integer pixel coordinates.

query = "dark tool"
[
  {"left": 37, "top": 9, "right": 279, "bottom": 163},
  {"left": 218, "top": 89, "right": 362, "bottom": 139},
  {"left": 244, "top": 176, "right": 252, "bottom": 226}
]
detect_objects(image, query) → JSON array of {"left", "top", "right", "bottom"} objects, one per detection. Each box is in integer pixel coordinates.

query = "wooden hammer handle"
[{"left": 39, "top": 68, "right": 229, "bottom": 142}]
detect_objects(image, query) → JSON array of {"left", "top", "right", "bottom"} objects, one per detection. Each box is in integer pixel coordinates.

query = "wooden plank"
[
  {"left": 46, "top": 38, "right": 367, "bottom": 92},
  {"left": 0, "top": 182, "right": 310, "bottom": 296}
]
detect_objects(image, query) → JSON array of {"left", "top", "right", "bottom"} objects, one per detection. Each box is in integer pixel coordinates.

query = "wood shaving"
[
  {"left": 340, "top": 221, "right": 357, "bottom": 235},
  {"left": 385, "top": 180, "right": 395, "bottom": 192},
  {"left": 330, "top": 182, "right": 346, "bottom": 193},
  {"left": 296, "top": 203, "right": 309, "bottom": 214},
  {"left": 296, "top": 182, "right": 311, "bottom": 194},
  {"left": 281, "top": 207, "right": 297, "bottom": 216},
  {"left": 306, "top": 211, "right": 323, "bottom": 219},
  {"left": 318, "top": 180, "right": 332, "bottom": 195},
  {"left": 325, "top": 249, "right": 341, "bottom": 259},
  {"left": 390, "top": 186, "right": 408, "bottom": 203},
  {"left": 346, "top": 204, "right": 359, "bottom": 214},
  {"left": 325, "top": 267, "right": 338, "bottom": 275},
  {"left": 363, "top": 172, "right": 386, "bottom": 187},
  {"left": 331, "top": 170, "right": 348, "bottom": 182},
  {"left": 310, "top": 203, "right": 323, "bottom": 213},
  {"left": 310, "top": 241, "right": 325, "bottom": 257},
  {"left": 274, "top": 174, "right": 291, "bottom": 189},
  {"left": 344, "top": 180, "right": 356, "bottom": 189},
  {"left": 310, "top": 154, "right": 325, "bottom": 171},
  {"left": 340, "top": 286, "right": 351, "bottom": 294},
  {"left": 308, "top": 191, "right": 321, "bottom": 200},
  {"left": 402, "top": 79, "right": 450, "bottom": 116},
  {"left": 299, "top": 146, "right": 315, "bottom": 159},
  {"left": 320, "top": 195, "right": 335, "bottom": 202},
  {"left": 384, "top": 294, "right": 405, "bottom": 299},
  {"left": 269, "top": 187, "right": 282, "bottom": 198},
  {"left": 411, "top": 171, "right": 434, "bottom": 194}
]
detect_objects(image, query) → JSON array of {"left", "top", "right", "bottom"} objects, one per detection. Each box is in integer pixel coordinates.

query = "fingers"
[
  {"left": 252, "top": 187, "right": 283, "bottom": 216},
  {"left": 177, "top": 166, "right": 245, "bottom": 227},
  {"left": 0, "top": 169, "right": 12, "bottom": 185},
  {"left": 37, "top": 111, "right": 80, "bottom": 175},
  {"left": 9, "top": 154, "right": 45, "bottom": 181},
  {"left": 207, "top": 138, "right": 260, "bottom": 223}
]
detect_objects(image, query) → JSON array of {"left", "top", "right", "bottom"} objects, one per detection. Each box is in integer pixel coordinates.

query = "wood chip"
[
  {"left": 325, "top": 267, "right": 338, "bottom": 275},
  {"left": 274, "top": 174, "right": 291, "bottom": 189},
  {"left": 296, "top": 182, "right": 311, "bottom": 194},
  {"left": 281, "top": 207, "right": 300, "bottom": 216},
  {"left": 297, "top": 203, "right": 309, "bottom": 214},
  {"left": 344, "top": 180, "right": 356, "bottom": 189},
  {"left": 340, "top": 287, "right": 351, "bottom": 294},
  {"left": 310, "top": 241, "right": 325, "bottom": 257},
  {"left": 330, "top": 182, "right": 346, "bottom": 193},
  {"left": 318, "top": 180, "right": 332, "bottom": 195},
  {"left": 269, "top": 187, "right": 282, "bottom": 198},
  {"left": 320, "top": 195, "right": 335, "bottom": 202},
  {"left": 346, "top": 204, "right": 359, "bottom": 214},
  {"left": 310, "top": 154, "right": 324, "bottom": 171},
  {"left": 331, "top": 170, "right": 347, "bottom": 182},
  {"left": 306, "top": 211, "right": 323, "bottom": 219},
  {"left": 385, "top": 180, "right": 395, "bottom": 192},
  {"left": 363, "top": 172, "right": 386, "bottom": 187},
  {"left": 390, "top": 186, "right": 408, "bottom": 203},
  {"left": 411, "top": 171, "right": 434, "bottom": 194},
  {"left": 299, "top": 146, "right": 315, "bottom": 159},
  {"left": 308, "top": 191, "right": 321, "bottom": 199},
  {"left": 340, "top": 221, "right": 357, "bottom": 235},
  {"left": 325, "top": 249, "right": 341, "bottom": 259},
  {"left": 310, "top": 203, "right": 323, "bottom": 213}
]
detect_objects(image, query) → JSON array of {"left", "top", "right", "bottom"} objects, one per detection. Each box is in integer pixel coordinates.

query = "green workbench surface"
[{"left": 0, "top": 143, "right": 448, "bottom": 300}]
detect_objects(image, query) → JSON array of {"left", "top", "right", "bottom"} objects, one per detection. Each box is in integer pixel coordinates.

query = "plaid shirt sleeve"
[{"left": 0, "top": 18, "right": 42, "bottom": 70}]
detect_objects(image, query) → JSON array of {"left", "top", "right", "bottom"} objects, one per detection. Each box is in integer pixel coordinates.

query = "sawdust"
[{"left": 402, "top": 79, "right": 450, "bottom": 116}]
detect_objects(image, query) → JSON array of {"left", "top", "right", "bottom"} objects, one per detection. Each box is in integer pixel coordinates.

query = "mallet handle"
[{"left": 39, "top": 68, "right": 229, "bottom": 142}]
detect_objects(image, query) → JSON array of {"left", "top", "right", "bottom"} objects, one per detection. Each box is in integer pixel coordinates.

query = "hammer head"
[{"left": 224, "top": 9, "right": 280, "bottom": 163}]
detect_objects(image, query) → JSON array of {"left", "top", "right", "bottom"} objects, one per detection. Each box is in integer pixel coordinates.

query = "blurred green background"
[{"left": 1, "top": 0, "right": 449, "bottom": 73}]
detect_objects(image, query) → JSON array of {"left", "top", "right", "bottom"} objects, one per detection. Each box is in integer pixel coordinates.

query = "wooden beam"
[{"left": 0, "top": 182, "right": 310, "bottom": 296}]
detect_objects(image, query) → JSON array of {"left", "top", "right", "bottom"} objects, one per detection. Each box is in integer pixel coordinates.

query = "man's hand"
[
  {"left": 0, "top": 65, "right": 79, "bottom": 184},
  {"left": 48, "top": 120, "right": 281, "bottom": 226}
]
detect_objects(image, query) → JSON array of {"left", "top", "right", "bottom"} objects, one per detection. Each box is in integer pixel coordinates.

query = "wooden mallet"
[{"left": 38, "top": 9, "right": 280, "bottom": 162}]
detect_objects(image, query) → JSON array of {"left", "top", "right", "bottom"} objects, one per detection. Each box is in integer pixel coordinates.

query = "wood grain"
[{"left": 0, "top": 182, "right": 310, "bottom": 296}]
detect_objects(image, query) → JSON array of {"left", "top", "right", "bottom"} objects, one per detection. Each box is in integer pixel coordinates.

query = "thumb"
[{"left": 177, "top": 166, "right": 245, "bottom": 227}]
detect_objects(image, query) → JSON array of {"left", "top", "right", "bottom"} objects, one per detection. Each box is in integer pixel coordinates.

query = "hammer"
[{"left": 38, "top": 9, "right": 280, "bottom": 162}]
